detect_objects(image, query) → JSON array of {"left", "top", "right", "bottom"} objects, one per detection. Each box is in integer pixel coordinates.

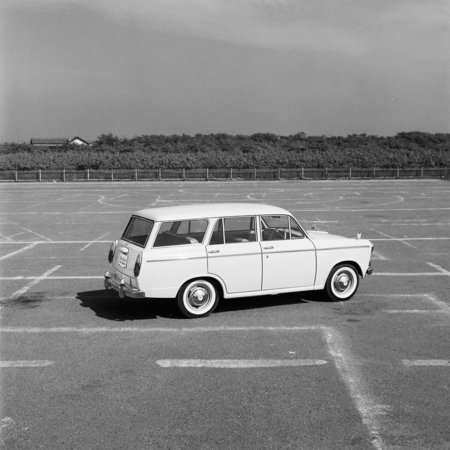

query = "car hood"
[{"left": 306, "top": 230, "right": 372, "bottom": 249}]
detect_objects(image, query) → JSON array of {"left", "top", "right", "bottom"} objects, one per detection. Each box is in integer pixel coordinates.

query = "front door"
[
  {"left": 260, "top": 215, "right": 316, "bottom": 290},
  {"left": 207, "top": 217, "right": 262, "bottom": 294}
]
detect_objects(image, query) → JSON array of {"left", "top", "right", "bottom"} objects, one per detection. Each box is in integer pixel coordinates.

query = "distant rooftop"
[{"left": 30, "top": 137, "right": 90, "bottom": 146}]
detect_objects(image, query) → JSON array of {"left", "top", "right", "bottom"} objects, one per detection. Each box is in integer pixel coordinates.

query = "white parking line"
[
  {"left": 18, "top": 226, "right": 52, "bottom": 242},
  {"left": 6, "top": 266, "right": 61, "bottom": 301},
  {"left": 426, "top": 262, "right": 450, "bottom": 275},
  {"left": 0, "top": 360, "right": 54, "bottom": 367},
  {"left": 373, "top": 272, "right": 448, "bottom": 276},
  {"left": 156, "top": 359, "right": 327, "bottom": 368},
  {"left": 402, "top": 360, "right": 450, "bottom": 366},
  {"left": 372, "top": 231, "right": 416, "bottom": 248},
  {"left": 0, "top": 326, "right": 323, "bottom": 333},
  {"left": 371, "top": 251, "right": 387, "bottom": 261},
  {"left": 0, "top": 276, "right": 102, "bottom": 280},
  {"left": 369, "top": 237, "right": 450, "bottom": 242},
  {"left": 423, "top": 294, "right": 450, "bottom": 314},
  {"left": 0, "top": 241, "right": 111, "bottom": 244},
  {"left": 323, "top": 328, "right": 387, "bottom": 450},
  {"left": 80, "top": 233, "right": 110, "bottom": 251},
  {"left": 0, "top": 243, "right": 37, "bottom": 261},
  {"left": 384, "top": 310, "right": 439, "bottom": 313}
]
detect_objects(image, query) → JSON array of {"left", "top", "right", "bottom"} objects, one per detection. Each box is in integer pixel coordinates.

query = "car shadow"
[
  {"left": 215, "top": 290, "right": 330, "bottom": 313},
  {"left": 77, "top": 290, "right": 176, "bottom": 321},
  {"left": 77, "top": 289, "right": 331, "bottom": 321}
]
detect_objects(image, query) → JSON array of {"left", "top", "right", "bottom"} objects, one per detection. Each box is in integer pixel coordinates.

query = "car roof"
[{"left": 134, "top": 203, "right": 291, "bottom": 221}]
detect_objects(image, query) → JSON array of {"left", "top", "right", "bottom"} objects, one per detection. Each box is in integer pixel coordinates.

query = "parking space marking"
[
  {"left": 17, "top": 226, "right": 52, "bottom": 242},
  {"left": 371, "top": 251, "right": 387, "bottom": 260},
  {"left": 384, "top": 310, "right": 439, "bottom": 314},
  {"left": 0, "top": 276, "right": 102, "bottom": 280},
  {"left": 156, "top": 359, "right": 327, "bottom": 368},
  {"left": 372, "top": 231, "right": 417, "bottom": 248},
  {"left": 0, "top": 325, "right": 323, "bottom": 333},
  {"left": 426, "top": 262, "right": 450, "bottom": 276},
  {"left": 373, "top": 272, "right": 448, "bottom": 276},
  {"left": 323, "top": 328, "right": 387, "bottom": 450},
  {"left": 368, "top": 237, "right": 450, "bottom": 242},
  {"left": 0, "top": 360, "right": 54, "bottom": 368},
  {"left": 402, "top": 360, "right": 450, "bottom": 366},
  {"left": 0, "top": 241, "right": 111, "bottom": 244},
  {"left": 0, "top": 243, "right": 37, "bottom": 261},
  {"left": 79, "top": 233, "right": 110, "bottom": 251},
  {"left": 5, "top": 266, "right": 61, "bottom": 301},
  {"left": 362, "top": 293, "right": 450, "bottom": 315},
  {"left": 0, "top": 324, "right": 386, "bottom": 449},
  {"left": 423, "top": 294, "right": 450, "bottom": 314}
]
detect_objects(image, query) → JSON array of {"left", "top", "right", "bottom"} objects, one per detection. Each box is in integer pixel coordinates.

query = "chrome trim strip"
[
  {"left": 206, "top": 252, "right": 262, "bottom": 258},
  {"left": 262, "top": 249, "right": 315, "bottom": 254},
  {"left": 316, "top": 245, "right": 371, "bottom": 251},
  {"left": 146, "top": 256, "right": 206, "bottom": 263}
]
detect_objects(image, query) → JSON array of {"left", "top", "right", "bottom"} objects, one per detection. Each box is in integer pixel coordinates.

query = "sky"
[{"left": 1, "top": 0, "right": 449, "bottom": 143}]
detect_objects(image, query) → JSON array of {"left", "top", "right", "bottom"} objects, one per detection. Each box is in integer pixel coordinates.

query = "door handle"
[
  {"left": 263, "top": 246, "right": 274, "bottom": 250},
  {"left": 208, "top": 250, "right": 220, "bottom": 253}
]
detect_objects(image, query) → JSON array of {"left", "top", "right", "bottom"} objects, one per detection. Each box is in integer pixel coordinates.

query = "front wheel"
[
  {"left": 176, "top": 279, "right": 219, "bottom": 318},
  {"left": 324, "top": 264, "right": 359, "bottom": 302}
]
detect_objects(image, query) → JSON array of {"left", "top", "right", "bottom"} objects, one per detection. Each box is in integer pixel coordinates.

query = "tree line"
[{"left": 0, "top": 131, "right": 448, "bottom": 170}]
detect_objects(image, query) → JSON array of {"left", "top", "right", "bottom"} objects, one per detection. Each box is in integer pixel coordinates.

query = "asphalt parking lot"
[{"left": 1, "top": 179, "right": 450, "bottom": 449}]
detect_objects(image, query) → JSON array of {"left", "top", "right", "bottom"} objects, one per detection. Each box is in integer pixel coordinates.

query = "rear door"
[
  {"left": 207, "top": 216, "right": 262, "bottom": 294},
  {"left": 260, "top": 215, "right": 316, "bottom": 290}
]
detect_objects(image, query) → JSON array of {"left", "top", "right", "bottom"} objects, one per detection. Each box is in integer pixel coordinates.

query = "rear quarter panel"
[{"left": 138, "top": 245, "right": 208, "bottom": 298}]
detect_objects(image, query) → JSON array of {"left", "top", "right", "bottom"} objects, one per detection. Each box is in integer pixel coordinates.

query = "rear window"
[{"left": 122, "top": 216, "right": 154, "bottom": 247}]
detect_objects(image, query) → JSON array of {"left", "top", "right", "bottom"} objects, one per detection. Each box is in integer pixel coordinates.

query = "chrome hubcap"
[
  {"left": 188, "top": 286, "right": 210, "bottom": 308},
  {"left": 334, "top": 272, "right": 352, "bottom": 293}
]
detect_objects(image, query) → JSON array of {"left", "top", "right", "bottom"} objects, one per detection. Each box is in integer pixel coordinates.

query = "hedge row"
[{"left": 1, "top": 132, "right": 449, "bottom": 170}]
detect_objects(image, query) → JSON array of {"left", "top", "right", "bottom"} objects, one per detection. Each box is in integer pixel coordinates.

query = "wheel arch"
[
  {"left": 177, "top": 274, "right": 225, "bottom": 298},
  {"left": 330, "top": 260, "right": 363, "bottom": 277}
]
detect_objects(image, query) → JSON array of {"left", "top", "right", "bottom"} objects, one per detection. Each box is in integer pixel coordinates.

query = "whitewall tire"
[
  {"left": 325, "top": 264, "right": 359, "bottom": 302},
  {"left": 176, "top": 279, "right": 219, "bottom": 318}
]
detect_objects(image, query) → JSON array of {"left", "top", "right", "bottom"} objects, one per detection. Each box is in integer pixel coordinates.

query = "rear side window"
[
  {"left": 153, "top": 220, "right": 208, "bottom": 247},
  {"left": 122, "top": 217, "right": 154, "bottom": 247},
  {"left": 209, "top": 216, "right": 256, "bottom": 245}
]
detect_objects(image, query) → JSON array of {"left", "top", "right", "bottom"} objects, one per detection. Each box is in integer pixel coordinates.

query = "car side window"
[
  {"left": 209, "top": 217, "right": 256, "bottom": 245},
  {"left": 261, "top": 215, "right": 290, "bottom": 241},
  {"left": 153, "top": 220, "right": 208, "bottom": 247},
  {"left": 289, "top": 217, "right": 305, "bottom": 239},
  {"left": 209, "top": 219, "right": 225, "bottom": 245},
  {"left": 224, "top": 216, "right": 256, "bottom": 243}
]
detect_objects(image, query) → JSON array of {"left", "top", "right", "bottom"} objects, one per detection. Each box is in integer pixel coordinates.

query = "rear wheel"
[
  {"left": 325, "top": 264, "right": 359, "bottom": 301},
  {"left": 176, "top": 279, "right": 219, "bottom": 318}
]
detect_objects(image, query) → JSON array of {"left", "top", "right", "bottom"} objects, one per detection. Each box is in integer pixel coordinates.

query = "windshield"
[{"left": 122, "top": 216, "right": 154, "bottom": 247}]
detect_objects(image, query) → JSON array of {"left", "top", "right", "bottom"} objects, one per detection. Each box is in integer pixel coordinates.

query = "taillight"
[
  {"left": 134, "top": 252, "right": 143, "bottom": 277},
  {"left": 108, "top": 240, "right": 118, "bottom": 263}
]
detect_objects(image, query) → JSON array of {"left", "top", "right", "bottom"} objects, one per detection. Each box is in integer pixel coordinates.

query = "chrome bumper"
[
  {"left": 104, "top": 271, "right": 145, "bottom": 299},
  {"left": 366, "top": 263, "right": 373, "bottom": 276}
]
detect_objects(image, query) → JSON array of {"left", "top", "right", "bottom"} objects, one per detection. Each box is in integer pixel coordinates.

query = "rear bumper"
[
  {"left": 366, "top": 263, "right": 373, "bottom": 276},
  {"left": 104, "top": 271, "right": 145, "bottom": 299}
]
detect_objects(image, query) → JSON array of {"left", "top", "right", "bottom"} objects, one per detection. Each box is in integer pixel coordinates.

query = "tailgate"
[{"left": 113, "top": 240, "right": 142, "bottom": 278}]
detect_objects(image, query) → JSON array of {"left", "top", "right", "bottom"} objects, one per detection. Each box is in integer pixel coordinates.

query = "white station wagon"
[{"left": 104, "top": 203, "right": 373, "bottom": 318}]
